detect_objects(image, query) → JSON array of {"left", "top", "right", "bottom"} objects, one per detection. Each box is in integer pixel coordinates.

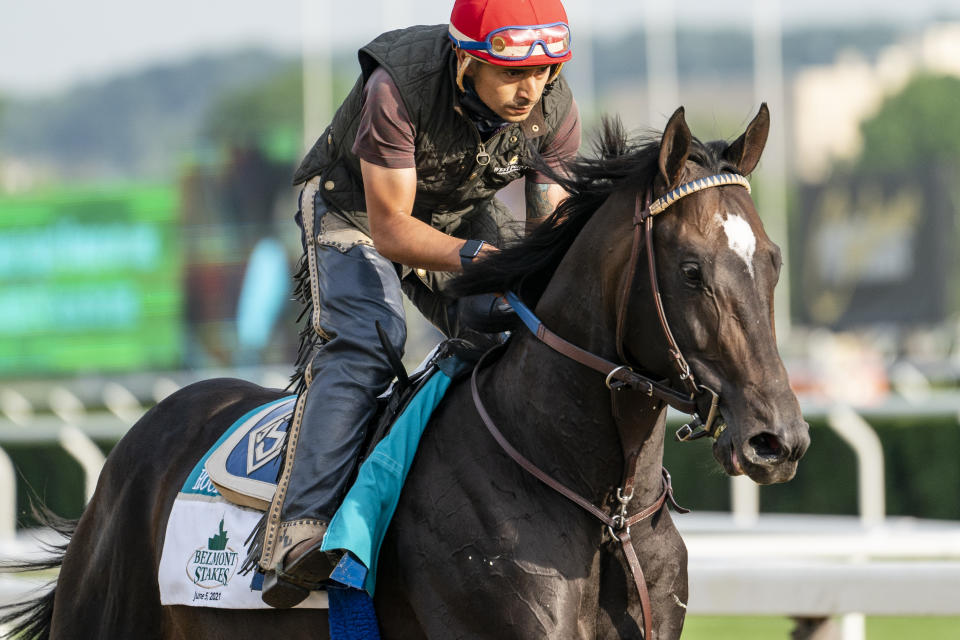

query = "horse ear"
[
  {"left": 658, "top": 107, "right": 692, "bottom": 189},
  {"left": 724, "top": 103, "right": 769, "bottom": 175}
]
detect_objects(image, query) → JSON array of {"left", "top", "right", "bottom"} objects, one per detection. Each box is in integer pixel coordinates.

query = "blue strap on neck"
[{"left": 505, "top": 291, "right": 541, "bottom": 335}]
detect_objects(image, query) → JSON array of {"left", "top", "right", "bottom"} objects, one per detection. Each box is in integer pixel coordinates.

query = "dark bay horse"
[{"left": 2, "top": 105, "right": 808, "bottom": 639}]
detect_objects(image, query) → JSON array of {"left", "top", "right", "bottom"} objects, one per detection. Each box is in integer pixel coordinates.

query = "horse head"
[
  {"left": 453, "top": 104, "right": 809, "bottom": 487},
  {"left": 616, "top": 105, "right": 809, "bottom": 484}
]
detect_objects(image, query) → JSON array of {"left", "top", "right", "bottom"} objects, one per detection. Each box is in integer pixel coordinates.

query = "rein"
[
  {"left": 469, "top": 172, "right": 750, "bottom": 637},
  {"left": 505, "top": 290, "right": 700, "bottom": 415}
]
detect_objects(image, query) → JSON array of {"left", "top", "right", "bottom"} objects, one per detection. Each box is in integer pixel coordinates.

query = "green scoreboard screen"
[{"left": 0, "top": 185, "right": 183, "bottom": 376}]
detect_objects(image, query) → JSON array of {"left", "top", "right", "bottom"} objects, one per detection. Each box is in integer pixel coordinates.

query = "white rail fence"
[
  {"left": 676, "top": 397, "right": 960, "bottom": 640},
  {"left": 1, "top": 374, "right": 959, "bottom": 640}
]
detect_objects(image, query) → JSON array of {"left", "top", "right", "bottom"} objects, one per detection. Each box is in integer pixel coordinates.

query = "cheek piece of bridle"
[{"left": 470, "top": 172, "right": 751, "bottom": 638}]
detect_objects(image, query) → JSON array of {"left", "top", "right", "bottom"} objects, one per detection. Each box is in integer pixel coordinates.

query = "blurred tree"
[
  {"left": 200, "top": 59, "right": 359, "bottom": 162},
  {"left": 0, "top": 49, "right": 290, "bottom": 180},
  {"left": 838, "top": 72, "right": 960, "bottom": 321},
  {"left": 0, "top": 94, "right": 6, "bottom": 153},
  {"left": 201, "top": 63, "right": 304, "bottom": 160},
  {"left": 857, "top": 73, "right": 960, "bottom": 172}
]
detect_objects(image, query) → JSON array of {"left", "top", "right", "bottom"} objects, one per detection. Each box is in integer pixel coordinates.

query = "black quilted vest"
[{"left": 292, "top": 24, "right": 574, "bottom": 236}]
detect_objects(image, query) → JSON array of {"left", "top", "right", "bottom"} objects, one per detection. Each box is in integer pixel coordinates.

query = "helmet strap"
[
  {"left": 548, "top": 63, "right": 564, "bottom": 84},
  {"left": 456, "top": 54, "right": 474, "bottom": 92}
]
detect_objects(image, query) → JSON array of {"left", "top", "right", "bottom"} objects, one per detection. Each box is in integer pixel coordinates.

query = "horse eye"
[{"left": 680, "top": 262, "right": 702, "bottom": 286}]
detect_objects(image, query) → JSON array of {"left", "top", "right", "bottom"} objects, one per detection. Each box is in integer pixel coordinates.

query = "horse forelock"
[{"left": 449, "top": 118, "right": 736, "bottom": 307}]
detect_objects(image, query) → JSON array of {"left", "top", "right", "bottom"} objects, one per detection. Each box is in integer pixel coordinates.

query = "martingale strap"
[{"left": 470, "top": 346, "right": 686, "bottom": 640}]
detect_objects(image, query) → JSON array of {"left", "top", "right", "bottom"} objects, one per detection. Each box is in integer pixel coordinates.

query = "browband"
[{"left": 648, "top": 173, "right": 751, "bottom": 216}]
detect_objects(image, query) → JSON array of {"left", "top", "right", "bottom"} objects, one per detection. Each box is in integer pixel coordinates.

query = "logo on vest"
[
  {"left": 247, "top": 415, "right": 286, "bottom": 474},
  {"left": 186, "top": 518, "right": 239, "bottom": 588},
  {"left": 493, "top": 155, "right": 524, "bottom": 176}
]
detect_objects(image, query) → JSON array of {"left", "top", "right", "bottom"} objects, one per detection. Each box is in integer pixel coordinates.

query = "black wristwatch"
[{"left": 459, "top": 239, "right": 486, "bottom": 268}]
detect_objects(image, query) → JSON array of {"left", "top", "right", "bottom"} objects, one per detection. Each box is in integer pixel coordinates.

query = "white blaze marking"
[{"left": 715, "top": 212, "right": 757, "bottom": 278}]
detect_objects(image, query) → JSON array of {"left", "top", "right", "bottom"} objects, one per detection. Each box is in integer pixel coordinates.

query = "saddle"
[
  {"left": 205, "top": 339, "right": 477, "bottom": 512},
  {"left": 158, "top": 340, "right": 471, "bottom": 614}
]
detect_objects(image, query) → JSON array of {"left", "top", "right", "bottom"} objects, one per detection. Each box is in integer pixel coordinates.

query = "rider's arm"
[
  {"left": 354, "top": 68, "right": 495, "bottom": 271},
  {"left": 362, "top": 160, "right": 495, "bottom": 272},
  {"left": 525, "top": 97, "right": 581, "bottom": 227},
  {"left": 362, "top": 161, "right": 463, "bottom": 271},
  {"left": 525, "top": 181, "right": 569, "bottom": 224}
]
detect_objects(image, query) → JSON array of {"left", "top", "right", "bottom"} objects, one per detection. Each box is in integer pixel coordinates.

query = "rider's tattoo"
[{"left": 525, "top": 181, "right": 554, "bottom": 221}]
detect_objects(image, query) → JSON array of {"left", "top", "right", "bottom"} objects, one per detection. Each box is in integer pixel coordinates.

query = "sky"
[{"left": 2, "top": 0, "right": 959, "bottom": 96}]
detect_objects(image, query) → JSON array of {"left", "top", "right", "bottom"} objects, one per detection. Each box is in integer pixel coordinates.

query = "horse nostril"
[{"left": 746, "top": 432, "right": 788, "bottom": 465}]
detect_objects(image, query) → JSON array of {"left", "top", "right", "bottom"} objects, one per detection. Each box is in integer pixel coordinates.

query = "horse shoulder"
[{"left": 379, "top": 380, "right": 603, "bottom": 638}]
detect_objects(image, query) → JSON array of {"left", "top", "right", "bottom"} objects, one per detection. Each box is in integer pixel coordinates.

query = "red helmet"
[{"left": 448, "top": 0, "right": 572, "bottom": 67}]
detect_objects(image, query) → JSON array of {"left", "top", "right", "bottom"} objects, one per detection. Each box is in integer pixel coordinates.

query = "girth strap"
[{"left": 470, "top": 347, "right": 687, "bottom": 638}]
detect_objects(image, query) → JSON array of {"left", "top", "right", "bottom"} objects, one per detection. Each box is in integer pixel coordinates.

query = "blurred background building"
[{"left": 2, "top": 1, "right": 960, "bottom": 636}]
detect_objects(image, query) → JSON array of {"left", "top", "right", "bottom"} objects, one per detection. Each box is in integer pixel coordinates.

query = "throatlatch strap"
[{"left": 615, "top": 193, "right": 649, "bottom": 364}]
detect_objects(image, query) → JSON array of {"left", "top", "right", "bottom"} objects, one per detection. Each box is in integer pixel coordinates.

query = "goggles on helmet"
[{"left": 449, "top": 22, "right": 571, "bottom": 62}]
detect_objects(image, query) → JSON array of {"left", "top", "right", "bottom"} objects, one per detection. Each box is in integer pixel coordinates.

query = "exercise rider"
[{"left": 260, "top": 0, "right": 581, "bottom": 608}]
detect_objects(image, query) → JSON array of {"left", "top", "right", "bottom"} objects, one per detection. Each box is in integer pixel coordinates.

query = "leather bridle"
[
  {"left": 469, "top": 172, "right": 752, "bottom": 638},
  {"left": 618, "top": 173, "right": 753, "bottom": 442},
  {"left": 504, "top": 172, "right": 751, "bottom": 442}
]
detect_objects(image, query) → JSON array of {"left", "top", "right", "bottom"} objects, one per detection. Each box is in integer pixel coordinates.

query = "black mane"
[{"left": 449, "top": 118, "right": 733, "bottom": 306}]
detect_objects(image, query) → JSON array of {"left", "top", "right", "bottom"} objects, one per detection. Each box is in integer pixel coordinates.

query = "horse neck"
[
  {"left": 486, "top": 335, "right": 625, "bottom": 504},
  {"left": 487, "top": 205, "right": 668, "bottom": 505},
  {"left": 487, "top": 331, "right": 670, "bottom": 512}
]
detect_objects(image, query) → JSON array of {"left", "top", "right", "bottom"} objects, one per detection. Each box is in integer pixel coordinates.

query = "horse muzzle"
[{"left": 713, "top": 414, "right": 810, "bottom": 485}]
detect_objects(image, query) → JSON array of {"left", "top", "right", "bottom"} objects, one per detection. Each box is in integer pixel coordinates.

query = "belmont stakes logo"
[{"left": 186, "top": 518, "right": 240, "bottom": 588}]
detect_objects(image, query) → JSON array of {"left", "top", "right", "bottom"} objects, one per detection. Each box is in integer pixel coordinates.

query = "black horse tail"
[{"left": 0, "top": 507, "right": 76, "bottom": 640}]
